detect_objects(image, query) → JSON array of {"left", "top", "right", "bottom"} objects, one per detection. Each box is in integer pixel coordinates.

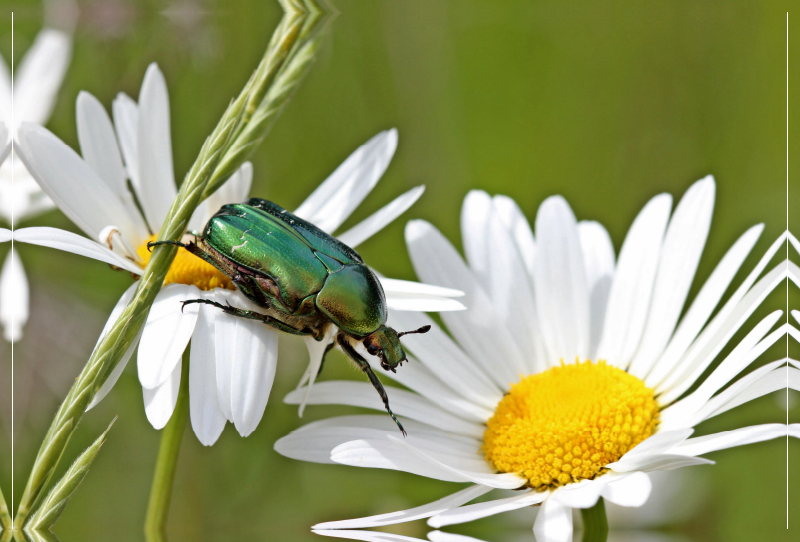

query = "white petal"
[
  {"left": 552, "top": 477, "right": 610, "bottom": 509},
  {"left": 137, "top": 63, "right": 177, "bottom": 231},
  {"left": 656, "top": 262, "right": 787, "bottom": 403},
  {"left": 652, "top": 231, "right": 787, "bottom": 392},
  {"left": 578, "top": 220, "right": 615, "bottom": 291},
  {"left": 621, "top": 429, "right": 695, "bottom": 459},
  {"left": 380, "top": 352, "right": 495, "bottom": 422},
  {"left": 405, "top": 220, "right": 526, "bottom": 389},
  {"left": 0, "top": 248, "right": 29, "bottom": 342},
  {"left": 0, "top": 64, "right": 9, "bottom": 126},
  {"left": 112, "top": 92, "right": 140, "bottom": 193},
  {"left": 213, "top": 289, "right": 278, "bottom": 432},
  {"left": 646, "top": 224, "right": 764, "bottom": 388},
  {"left": 606, "top": 454, "right": 714, "bottom": 473},
  {"left": 76, "top": 91, "right": 148, "bottom": 244},
  {"left": 460, "top": 191, "right": 494, "bottom": 284},
  {"left": 86, "top": 282, "right": 141, "bottom": 410},
  {"left": 533, "top": 497, "right": 573, "bottom": 542},
  {"left": 387, "top": 309, "right": 503, "bottom": 410},
  {"left": 429, "top": 490, "right": 547, "bottom": 528},
  {"left": 0, "top": 228, "right": 10, "bottom": 242},
  {"left": 657, "top": 313, "right": 784, "bottom": 425},
  {"left": 138, "top": 284, "right": 199, "bottom": 389},
  {"left": 230, "top": 317, "right": 279, "bottom": 437},
  {"left": 0, "top": 126, "right": 9, "bottom": 162},
  {"left": 492, "top": 194, "right": 536, "bottom": 278},
  {"left": 295, "top": 327, "right": 338, "bottom": 416},
  {"left": 596, "top": 194, "right": 672, "bottom": 368},
  {"left": 630, "top": 177, "right": 715, "bottom": 379},
  {"left": 533, "top": 196, "right": 590, "bottom": 363},
  {"left": 331, "top": 435, "right": 525, "bottom": 489},
  {"left": 285, "top": 381, "right": 484, "bottom": 437},
  {"left": 13, "top": 227, "right": 143, "bottom": 275},
  {"left": 427, "top": 533, "right": 488, "bottom": 542},
  {"left": 143, "top": 361, "right": 182, "bottom": 429},
  {"left": 789, "top": 231, "right": 800, "bottom": 255},
  {"left": 337, "top": 186, "right": 425, "bottom": 248},
  {"left": 275, "top": 415, "right": 476, "bottom": 464},
  {"left": 673, "top": 424, "right": 787, "bottom": 457},
  {"left": 385, "top": 295, "right": 466, "bottom": 312},
  {"left": 189, "top": 162, "right": 253, "bottom": 232},
  {"left": 275, "top": 414, "right": 484, "bottom": 466},
  {"left": 484, "top": 197, "right": 544, "bottom": 373},
  {"left": 789, "top": 425, "right": 800, "bottom": 439},
  {"left": 189, "top": 304, "right": 227, "bottom": 446},
  {"left": 14, "top": 29, "right": 72, "bottom": 126},
  {"left": 314, "top": 485, "right": 492, "bottom": 530},
  {"left": 601, "top": 471, "right": 652, "bottom": 507},
  {"left": 206, "top": 161, "right": 253, "bottom": 209},
  {"left": 275, "top": 415, "right": 399, "bottom": 464},
  {"left": 381, "top": 277, "right": 465, "bottom": 312},
  {"left": 686, "top": 362, "right": 794, "bottom": 425},
  {"left": 295, "top": 129, "right": 398, "bottom": 233},
  {"left": 379, "top": 278, "right": 464, "bottom": 299},
  {"left": 15, "top": 124, "right": 144, "bottom": 244},
  {"left": 492, "top": 195, "right": 547, "bottom": 368},
  {"left": 578, "top": 220, "right": 615, "bottom": 359},
  {"left": 313, "top": 531, "right": 421, "bottom": 542}
]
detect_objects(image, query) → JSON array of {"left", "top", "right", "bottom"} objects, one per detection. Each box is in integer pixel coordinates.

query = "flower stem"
[
  {"left": 581, "top": 498, "right": 609, "bottom": 542},
  {"left": 144, "top": 352, "right": 191, "bottom": 542}
]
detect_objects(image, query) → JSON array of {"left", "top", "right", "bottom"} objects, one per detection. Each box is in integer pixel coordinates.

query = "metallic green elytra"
[{"left": 148, "top": 198, "right": 430, "bottom": 435}]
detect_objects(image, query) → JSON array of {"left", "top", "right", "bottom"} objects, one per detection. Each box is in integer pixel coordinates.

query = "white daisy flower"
[
  {"left": 276, "top": 177, "right": 791, "bottom": 542},
  {"left": 0, "top": 27, "right": 72, "bottom": 342},
  {"left": 13, "top": 62, "right": 463, "bottom": 445}
]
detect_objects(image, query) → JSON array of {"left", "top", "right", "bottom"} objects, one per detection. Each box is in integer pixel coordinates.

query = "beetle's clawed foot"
[
  {"left": 147, "top": 240, "right": 188, "bottom": 252},
  {"left": 180, "top": 298, "right": 222, "bottom": 314}
]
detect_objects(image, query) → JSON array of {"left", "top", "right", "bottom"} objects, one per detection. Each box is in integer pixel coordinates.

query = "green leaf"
[
  {"left": 0, "top": 482, "right": 11, "bottom": 531},
  {"left": 26, "top": 420, "right": 116, "bottom": 532}
]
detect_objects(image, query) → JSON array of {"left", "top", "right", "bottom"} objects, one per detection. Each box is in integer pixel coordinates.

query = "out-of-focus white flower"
[
  {"left": 14, "top": 63, "right": 465, "bottom": 446},
  {"left": 276, "top": 179, "right": 791, "bottom": 542},
  {"left": 0, "top": 23, "right": 72, "bottom": 342}
]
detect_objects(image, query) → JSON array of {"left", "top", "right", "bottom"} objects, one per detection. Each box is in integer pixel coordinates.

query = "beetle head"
[{"left": 363, "top": 324, "right": 431, "bottom": 372}]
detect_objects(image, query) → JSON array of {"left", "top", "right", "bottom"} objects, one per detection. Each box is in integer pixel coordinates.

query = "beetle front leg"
[
  {"left": 337, "top": 336, "right": 406, "bottom": 436},
  {"left": 148, "top": 240, "right": 221, "bottom": 269},
  {"left": 181, "top": 299, "right": 314, "bottom": 336}
]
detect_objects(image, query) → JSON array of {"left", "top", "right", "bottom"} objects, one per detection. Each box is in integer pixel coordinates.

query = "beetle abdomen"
[{"left": 316, "top": 264, "right": 387, "bottom": 337}]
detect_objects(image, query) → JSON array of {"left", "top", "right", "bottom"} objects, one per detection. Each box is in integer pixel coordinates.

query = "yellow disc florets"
[
  {"left": 137, "top": 235, "right": 234, "bottom": 291},
  {"left": 483, "top": 360, "right": 659, "bottom": 490}
]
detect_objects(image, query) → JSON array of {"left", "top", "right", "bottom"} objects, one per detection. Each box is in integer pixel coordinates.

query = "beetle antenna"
[{"left": 397, "top": 325, "right": 431, "bottom": 338}]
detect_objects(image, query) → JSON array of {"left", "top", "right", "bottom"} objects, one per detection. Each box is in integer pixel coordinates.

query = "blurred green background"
[{"left": 1, "top": 1, "right": 799, "bottom": 541}]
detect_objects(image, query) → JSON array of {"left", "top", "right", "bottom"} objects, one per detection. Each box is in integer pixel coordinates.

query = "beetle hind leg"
[
  {"left": 337, "top": 336, "right": 406, "bottom": 436},
  {"left": 181, "top": 299, "right": 314, "bottom": 336}
]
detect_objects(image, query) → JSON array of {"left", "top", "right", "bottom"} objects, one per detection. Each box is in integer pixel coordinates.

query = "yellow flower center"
[
  {"left": 483, "top": 360, "right": 659, "bottom": 490},
  {"left": 136, "top": 235, "right": 235, "bottom": 291}
]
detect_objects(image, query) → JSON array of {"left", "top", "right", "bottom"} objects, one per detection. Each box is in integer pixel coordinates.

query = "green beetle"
[{"left": 149, "top": 198, "right": 430, "bottom": 434}]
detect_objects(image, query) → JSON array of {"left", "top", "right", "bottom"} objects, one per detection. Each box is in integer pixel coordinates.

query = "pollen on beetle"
[
  {"left": 483, "top": 360, "right": 659, "bottom": 490},
  {"left": 137, "top": 235, "right": 235, "bottom": 291}
]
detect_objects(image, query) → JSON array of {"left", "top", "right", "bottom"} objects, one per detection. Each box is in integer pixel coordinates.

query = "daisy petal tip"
[
  {"left": 405, "top": 219, "right": 434, "bottom": 242},
  {"left": 387, "top": 127, "right": 399, "bottom": 145}
]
